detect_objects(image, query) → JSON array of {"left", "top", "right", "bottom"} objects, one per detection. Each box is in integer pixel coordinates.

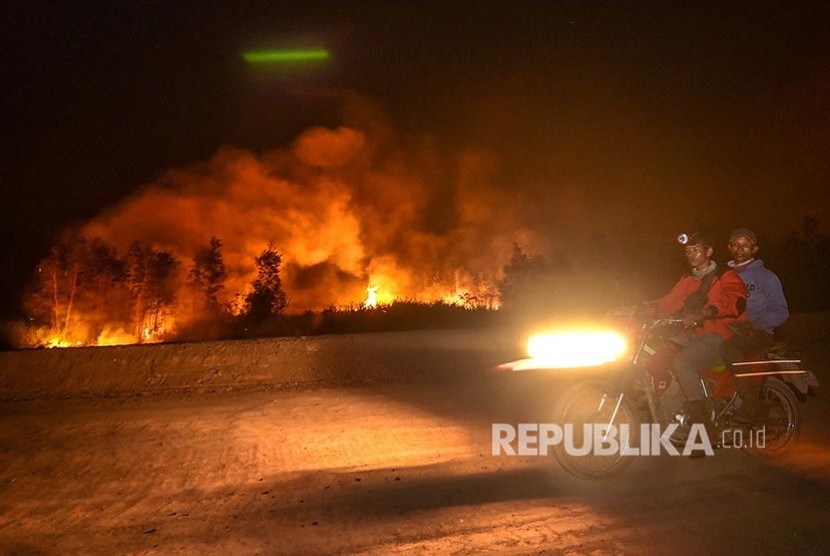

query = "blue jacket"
[{"left": 730, "top": 259, "right": 789, "bottom": 333}]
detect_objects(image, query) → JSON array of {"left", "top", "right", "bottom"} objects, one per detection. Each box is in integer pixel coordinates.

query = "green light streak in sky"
[{"left": 241, "top": 48, "right": 330, "bottom": 64}]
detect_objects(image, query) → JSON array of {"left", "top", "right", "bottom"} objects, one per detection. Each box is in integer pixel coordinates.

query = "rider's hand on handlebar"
[
  {"left": 636, "top": 302, "right": 658, "bottom": 320},
  {"left": 682, "top": 311, "right": 705, "bottom": 328}
]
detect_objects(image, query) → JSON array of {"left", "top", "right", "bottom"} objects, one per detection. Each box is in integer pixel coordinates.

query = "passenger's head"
[{"left": 728, "top": 228, "right": 759, "bottom": 264}]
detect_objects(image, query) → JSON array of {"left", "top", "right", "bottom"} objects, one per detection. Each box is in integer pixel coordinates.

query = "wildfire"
[
  {"left": 43, "top": 328, "right": 159, "bottom": 348},
  {"left": 18, "top": 124, "right": 534, "bottom": 348},
  {"left": 362, "top": 283, "right": 400, "bottom": 308},
  {"left": 47, "top": 338, "right": 75, "bottom": 349},
  {"left": 96, "top": 328, "right": 141, "bottom": 347},
  {"left": 359, "top": 282, "right": 499, "bottom": 311},
  {"left": 364, "top": 285, "right": 379, "bottom": 308}
]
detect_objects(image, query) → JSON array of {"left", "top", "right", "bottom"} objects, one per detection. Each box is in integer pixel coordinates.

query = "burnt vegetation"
[
  {"left": 9, "top": 234, "right": 497, "bottom": 348},
  {"left": 4, "top": 216, "right": 830, "bottom": 349}
]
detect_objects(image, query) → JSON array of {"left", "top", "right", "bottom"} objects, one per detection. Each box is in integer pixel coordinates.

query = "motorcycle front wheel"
[{"left": 551, "top": 380, "right": 640, "bottom": 479}]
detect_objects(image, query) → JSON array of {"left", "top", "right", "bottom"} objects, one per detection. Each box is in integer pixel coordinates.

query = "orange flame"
[
  {"left": 364, "top": 285, "right": 380, "bottom": 308},
  {"left": 96, "top": 328, "right": 140, "bottom": 347}
]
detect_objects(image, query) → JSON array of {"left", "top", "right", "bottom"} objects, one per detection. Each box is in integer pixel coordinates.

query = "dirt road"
[{"left": 1, "top": 366, "right": 829, "bottom": 554}]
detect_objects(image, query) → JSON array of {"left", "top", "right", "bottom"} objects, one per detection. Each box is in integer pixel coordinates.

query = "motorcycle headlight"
[{"left": 526, "top": 329, "right": 628, "bottom": 368}]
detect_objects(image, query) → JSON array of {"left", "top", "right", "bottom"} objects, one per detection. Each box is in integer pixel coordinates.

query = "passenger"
[{"left": 720, "top": 227, "right": 789, "bottom": 421}]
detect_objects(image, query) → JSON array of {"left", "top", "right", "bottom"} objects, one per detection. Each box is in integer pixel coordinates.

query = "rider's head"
[
  {"left": 678, "top": 232, "right": 714, "bottom": 270},
  {"left": 728, "top": 227, "right": 759, "bottom": 265}
]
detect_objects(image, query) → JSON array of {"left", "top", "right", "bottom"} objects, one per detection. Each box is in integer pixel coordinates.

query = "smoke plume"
[{"left": 80, "top": 125, "right": 539, "bottom": 316}]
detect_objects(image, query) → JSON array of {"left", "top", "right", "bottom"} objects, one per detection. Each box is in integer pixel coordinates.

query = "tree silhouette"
[
  {"left": 189, "top": 236, "right": 227, "bottom": 316},
  {"left": 125, "top": 241, "right": 179, "bottom": 340},
  {"left": 26, "top": 238, "right": 81, "bottom": 334},
  {"left": 86, "top": 239, "right": 126, "bottom": 323},
  {"left": 24, "top": 236, "right": 129, "bottom": 343},
  {"left": 773, "top": 216, "right": 830, "bottom": 312},
  {"left": 243, "top": 245, "right": 288, "bottom": 322},
  {"left": 497, "top": 243, "right": 546, "bottom": 309}
]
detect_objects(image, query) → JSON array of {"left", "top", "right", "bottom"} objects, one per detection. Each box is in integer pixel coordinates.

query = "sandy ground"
[{"left": 1, "top": 354, "right": 829, "bottom": 554}]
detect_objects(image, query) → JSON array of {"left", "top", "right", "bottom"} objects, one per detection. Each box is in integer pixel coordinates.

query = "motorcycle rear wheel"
[
  {"left": 742, "top": 377, "right": 800, "bottom": 457},
  {"left": 551, "top": 380, "right": 640, "bottom": 479}
]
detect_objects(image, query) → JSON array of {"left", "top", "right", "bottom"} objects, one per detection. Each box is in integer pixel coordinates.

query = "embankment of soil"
[
  {"left": 1, "top": 313, "right": 826, "bottom": 400},
  {"left": 0, "top": 328, "right": 522, "bottom": 400}
]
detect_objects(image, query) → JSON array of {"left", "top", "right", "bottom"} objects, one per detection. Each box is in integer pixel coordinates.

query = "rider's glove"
[{"left": 636, "top": 302, "right": 658, "bottom": 320}]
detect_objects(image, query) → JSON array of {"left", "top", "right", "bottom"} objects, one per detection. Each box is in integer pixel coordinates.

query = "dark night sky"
[{"left": 3, "top": 1, "right": 830, "bottom": 317}]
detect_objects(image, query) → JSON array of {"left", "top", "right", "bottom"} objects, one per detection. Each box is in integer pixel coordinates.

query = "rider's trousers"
[{"left": 670, "top": 333, "right": 724, "bottom": 401}]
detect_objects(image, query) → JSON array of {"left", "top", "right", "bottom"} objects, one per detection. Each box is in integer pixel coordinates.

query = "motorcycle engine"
[{"left": 653, "top": 379, "right": 686, "bottom": 426}]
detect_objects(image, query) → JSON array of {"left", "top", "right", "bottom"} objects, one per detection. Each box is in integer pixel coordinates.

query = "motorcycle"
[{"left": 496, "top": 309, "right": 820, "bottom": 479}]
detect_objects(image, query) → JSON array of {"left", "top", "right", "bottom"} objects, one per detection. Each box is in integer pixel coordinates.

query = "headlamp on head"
[{"left": 677, "top": 231, "right": 712, "bottom": 249}]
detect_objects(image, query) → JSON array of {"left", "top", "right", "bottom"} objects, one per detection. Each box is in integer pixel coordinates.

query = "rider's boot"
[{"left": 682, "top": 399, "right": 717, "bottom": 457}]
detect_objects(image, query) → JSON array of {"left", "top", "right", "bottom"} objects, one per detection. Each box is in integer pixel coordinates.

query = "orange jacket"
[{"left": 655, "top": 268, "right": 747, "bottom": 339}]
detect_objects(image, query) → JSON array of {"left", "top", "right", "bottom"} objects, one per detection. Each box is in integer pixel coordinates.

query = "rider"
[
  {"left": 646, "top": 232, "right": 747, "bottom": 427},
  {"left": 719, "top": 227, "right": 789, "bottom": 421}
]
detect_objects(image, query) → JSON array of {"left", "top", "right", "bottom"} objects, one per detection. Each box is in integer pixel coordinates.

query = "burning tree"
[
  {"left": 26, "top": 237, "right": 87, "bottom": 343},
  {"left": 242, "top": 245, "right": 289, "bottom": 323},
  {"left": 188, "top": 236, "right": 227, "bottom": 316},
  {"left": 85, "top": 240, "right": 127, "bottom": 324},
  {"left": 125, "top": 241, "right": 179, "bottom": 341},
  {"left": 24, "top": 236, "right": 126, "bottom": 345}
]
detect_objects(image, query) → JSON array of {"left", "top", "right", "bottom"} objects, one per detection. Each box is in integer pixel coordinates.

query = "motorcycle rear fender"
[
  {"left": 768, "top": 358, "right": 819, "bottom": 395},
  {"left": 780, "top": 369, "right": 819, "bottom": 395}
]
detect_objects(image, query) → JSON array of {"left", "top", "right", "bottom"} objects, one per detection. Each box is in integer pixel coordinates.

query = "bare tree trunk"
[
  {"left": 134, "top": 298, "right": 146, "bottom": 340},
  {"left": 50, "top": 270, "right": 60, "bottom": 331},
  {"left": 133, "top": 258, "right": 149, "bottom": 341},
  {"left": 150, "top": 309, "right": 158, "bottom": 339},
  {"left": 62, "top": 264, "right": 79, "bottom": 338}
]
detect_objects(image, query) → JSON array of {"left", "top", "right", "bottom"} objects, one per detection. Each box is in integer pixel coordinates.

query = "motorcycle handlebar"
[
  {"left": 605, "top": 307, "right": 684, "bottom": 326},
  {"left": 651, "top": 317, "right": 684, "bottom": 325}
]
